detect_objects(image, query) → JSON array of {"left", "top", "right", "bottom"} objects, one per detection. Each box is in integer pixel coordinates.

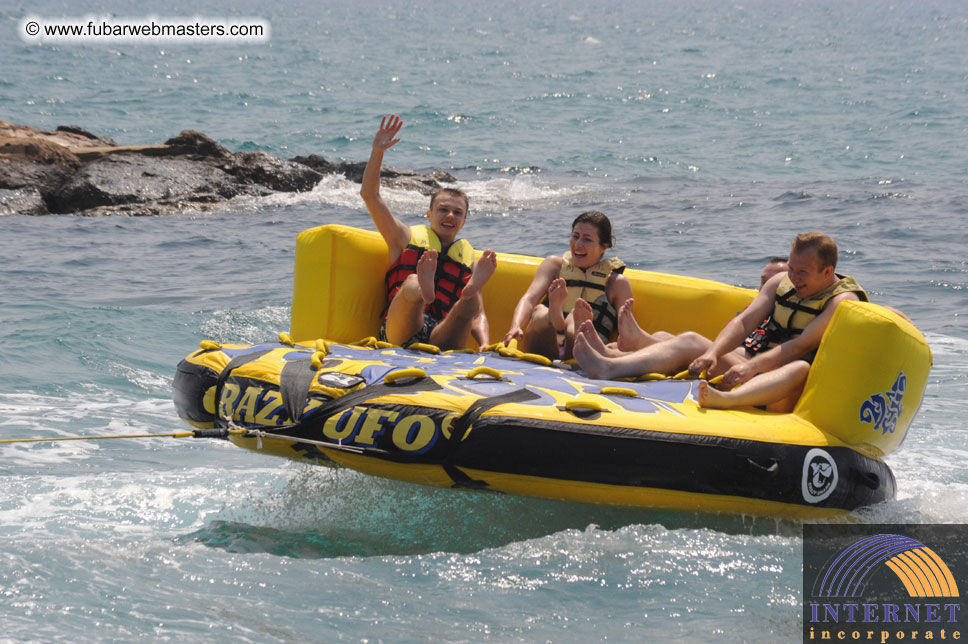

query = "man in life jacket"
[
  {"left": 360, "top": 115, "right": 497, "bottom": 350},
  {"left": 573, "top": 233, "right": 867, "bottom": 412},
  {"left": 610, "top": 256, "right": 790, "bottom": 354}
]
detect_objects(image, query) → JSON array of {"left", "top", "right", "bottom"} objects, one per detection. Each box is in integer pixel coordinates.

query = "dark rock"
[
  {"left": 377, "top": 165, "right": 458, "bottom": 195},
  {"left": 164, "top": 130, "right": 232, "bottom": 159},
  {"left": 55, "top": 125, "right": 117, "bottom": 147},
  {"left": 45, "top": 153, "right": 265, "bottom": 214},
  {"left": 290, "top": 154, "right": 340, "bottom": 175},
  {"left": 0, "top": 137, "right": 81, "bottom": 193},
  {"left": 0, "top": 120, "right": 111, "bottom": 149},
  {"left": 1, "top": 120, "right": 458, "bottom": 215},
  {"left": 291, "top": 156, "right": 457, "bottom": 196},
  {"left": 217, "top": 151, "right": 322, "bottom": 192},
  {"left": 0, "top": 188, "right": 48, "bottom": 215},
  {"left": 335, "top": 161, "right": 368, "bottom": 183},
  {"left": 382, "top": 171, "right": 458, "bottom": 196}
]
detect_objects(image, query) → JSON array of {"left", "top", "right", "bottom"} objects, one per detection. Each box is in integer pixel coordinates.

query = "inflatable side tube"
[{"left": 795, "top": 301, "right": 932, "bottom": 458}]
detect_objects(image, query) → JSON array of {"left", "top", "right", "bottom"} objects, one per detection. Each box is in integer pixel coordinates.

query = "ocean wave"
[
  {"left": 222, "top": 171, "right": 601, "bottom": 216},
  {"left": 199, "top": 306, "right": 291, "bottom": 345}
]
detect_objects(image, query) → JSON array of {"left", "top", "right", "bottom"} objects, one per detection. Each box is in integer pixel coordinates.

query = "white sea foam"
[
  {"left": 0, "top": 388, "right": 178, "bottom": 465},
  {"left": 225, "top": 172, "right": 599, "bottom": 217},
  {"left": 199, "top": 305, "right": 291, "bottom": 344}
]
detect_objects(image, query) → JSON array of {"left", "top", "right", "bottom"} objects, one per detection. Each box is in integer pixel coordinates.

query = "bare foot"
[
  {"left": 573, "top": 333, "right": 614, "bottom": 380},
  {"left": 577, "top": 320, "right": 609, "bottom": 355},
  {"left": 416, "top": 250, "right": 438, "bottom": 305},
  {"left": 461, "top": 249, "right": 497, "bottom": 299},
  {"left": 573, "top": 297, "right": 594, "bottom": 330},
  {"left": 697, "top": 380, "right": 731, "bottom": 409},
  {"left": 617, "top": 299, "right": 649, "bottom": 352},
  {"left": 547, "top": 278, "right": 567, "bottom": 332}
]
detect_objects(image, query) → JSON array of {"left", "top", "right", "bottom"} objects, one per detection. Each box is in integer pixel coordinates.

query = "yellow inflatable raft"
[{"left": 173, "top": 225, "right": 932, "bottom": 519}]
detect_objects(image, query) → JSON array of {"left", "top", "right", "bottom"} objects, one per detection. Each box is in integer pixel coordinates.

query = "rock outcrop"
[{"left": 0, "top": 122, "right": 459, "bottom": 216}]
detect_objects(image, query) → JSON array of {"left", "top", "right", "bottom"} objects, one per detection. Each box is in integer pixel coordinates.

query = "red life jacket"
[{"left": 383, "top": 225, "right": 475, "bottom": 320}]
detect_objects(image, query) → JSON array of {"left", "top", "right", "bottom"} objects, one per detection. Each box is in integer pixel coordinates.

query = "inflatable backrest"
[
  {"left": 794, "top": 301, "right": 932, "bottom": 458},
  {"left": 290, "top": 225, "right": 388, "bottom": 343},
  {"left": 290, "top": 225, "right": 756, "bottom": 346}
]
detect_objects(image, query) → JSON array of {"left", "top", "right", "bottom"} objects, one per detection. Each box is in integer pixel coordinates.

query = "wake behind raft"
[{"left": 172, "top": 225, "right": 932, "bottom": 520}]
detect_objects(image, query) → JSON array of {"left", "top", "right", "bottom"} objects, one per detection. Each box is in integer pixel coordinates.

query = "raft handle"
[
  {"left": 854, "top": 471, "right": 880, "bottom": 490},
  {"left": 466, "top": 366, "right": 504, "bottom": 381},
  {"left": 563, "top": 397, "right": 608, "bottom": 414},
  {"left": 407, "top": 342, "right": 441, "bottom": 354},
  {"left": 599, "top": 387, "right": 638, "bottom": 398},
  {"left": 384, "top": 367, "right": 428, "bottom": 384},
  {"left": 742, "top": 455, "right": 779, "bottom": 475}
]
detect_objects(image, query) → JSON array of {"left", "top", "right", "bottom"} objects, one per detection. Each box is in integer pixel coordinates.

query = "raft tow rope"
[{"left": 0, "top": 428, "right": 247, "bottom": 444}]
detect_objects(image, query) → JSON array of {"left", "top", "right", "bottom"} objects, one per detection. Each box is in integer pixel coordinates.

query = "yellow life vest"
[
  {"left": 745, "top": 274, "right": 868, "bottom": 357},
  {"left": 558, "top": 251, "right": 626, "bottom": 338}
]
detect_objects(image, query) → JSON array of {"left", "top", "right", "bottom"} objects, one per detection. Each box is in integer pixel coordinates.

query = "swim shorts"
[{"left": 379, "top": 313, "right": 440, "bottom": 347}]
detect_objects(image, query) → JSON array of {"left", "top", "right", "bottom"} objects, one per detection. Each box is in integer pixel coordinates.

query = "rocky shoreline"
[{"left": 0, "top": 121, "right": 456, "bottom": 216}]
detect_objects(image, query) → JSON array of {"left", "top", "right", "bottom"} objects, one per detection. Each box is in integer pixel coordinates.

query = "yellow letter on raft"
[
  {"left": 355, "top": 409, "right": 400, "bottom": 445},
  {"left": 254, "top": 390, "right": 284, "bottom": 426},
  {"left": 323, "top": 408, "right": 360, "bottom": 441},
  {"left": 392, "top": 414, "right": 436, "bottom": 452},
  {"left": 236, "top": 386, "right": 263, "bottom": 424},
  {"left": 218, "top": 383, "right": 241, "bottom": 418}
]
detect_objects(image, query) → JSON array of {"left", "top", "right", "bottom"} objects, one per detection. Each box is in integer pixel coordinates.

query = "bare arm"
[
  {"left": 723, "top": 291, "right": 861, "bottom": 386},
  {"left": 503, "top": 256, "right": 563, "bottom": 345},
  {"left": 360, "top": 115, "right": 411, "bottom": 262},
  {"left": 606, "top": 272, "right": 633, "bottom": 311},
  {"left": 689, "top": 272, "right": 782, "bottom": 376}
]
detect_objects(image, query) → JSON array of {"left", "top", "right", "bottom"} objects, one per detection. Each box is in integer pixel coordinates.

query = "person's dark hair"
[
  {"left": 768, "top": 256, "right": 788, "bottom": 264},
  {"left": 791, "top": 232, "right": 838, "bottom": 269},
  {"left": 429, "top": 188, "right": 469, "bottom": 215},
  {"left": 572, "top": 211, "right": 614, "bottom": 248}
]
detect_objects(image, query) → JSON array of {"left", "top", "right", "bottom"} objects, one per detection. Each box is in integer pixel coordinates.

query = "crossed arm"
[{"left": 689, "top": 273, "right": 859, "bottom": 387}]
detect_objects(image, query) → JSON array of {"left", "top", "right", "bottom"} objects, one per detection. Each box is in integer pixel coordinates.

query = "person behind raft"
[
  {"left": 503, "top": 211, "right": 633, "bottom": 360},
  {"left": 360, "top": 115, "right": 498, "bottom": 350}
]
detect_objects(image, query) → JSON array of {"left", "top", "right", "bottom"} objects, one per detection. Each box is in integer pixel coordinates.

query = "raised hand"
[{"left": 373, "top": 114, "right": 403, "bottom": 151}]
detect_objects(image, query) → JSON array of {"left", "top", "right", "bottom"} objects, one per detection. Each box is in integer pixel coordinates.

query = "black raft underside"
[{"left": 275, "top": 404, "right": 895, "bottom": 512}]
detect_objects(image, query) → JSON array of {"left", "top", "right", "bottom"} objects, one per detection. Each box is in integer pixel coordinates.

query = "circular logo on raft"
[{"left": 802, "top": 448, "right": 838, "bottom": 504}]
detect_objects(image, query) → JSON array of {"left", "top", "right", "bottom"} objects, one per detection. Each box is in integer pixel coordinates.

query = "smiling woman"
[{"left": 503, "top": 211, "right": 633, "bottom": 360}]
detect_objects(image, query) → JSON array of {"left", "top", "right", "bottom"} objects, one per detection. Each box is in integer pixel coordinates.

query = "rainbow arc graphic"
[{"left": 815, "top": 534, "right": 959, "bottom": 598}]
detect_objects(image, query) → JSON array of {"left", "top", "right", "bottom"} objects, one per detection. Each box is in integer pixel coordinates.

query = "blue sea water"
[{"left": 1, "top": 0, "right": 967, "bottom": 642}]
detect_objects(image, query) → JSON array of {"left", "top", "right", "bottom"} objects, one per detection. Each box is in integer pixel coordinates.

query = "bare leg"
[
  {"left": 547, "top": 278, "right": 567, "bottom": 335},
  {"left": 430, "top": 249, "right": 497, "bottom": 350},
  {"left": 415, "top": 249, "right": 438, "bottom": 306},
  {"left": 575, "top": 330, "right": 713, "bottom": 380},
  {"left": 698, "top": 361, "right": 811, "bottom": 412},
  {"left": 459, "top": 249, "right": 497, "bottom": 300},
  {"left": 383, "top": 272, "right": 432, "bottom": 346},
  {"left": 616, "top": 299, "right": 671, "bottom": 352},
  {"left": 562, "top": 298, "right": 595, "bottom": 359},
  {"left": 520, "top": 304, "right": 559, "bottom": 359},
  {"left": 572, "top": 297, "right": 594, "bottom": 330}
]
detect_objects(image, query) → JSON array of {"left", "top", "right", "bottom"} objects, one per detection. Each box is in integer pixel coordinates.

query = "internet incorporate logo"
[
  {"left": 815, "top": 534, "right": 959, "bottom": 599},
  {"left": 803, "top": 526, "right": 965, "bottom": 643}
]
